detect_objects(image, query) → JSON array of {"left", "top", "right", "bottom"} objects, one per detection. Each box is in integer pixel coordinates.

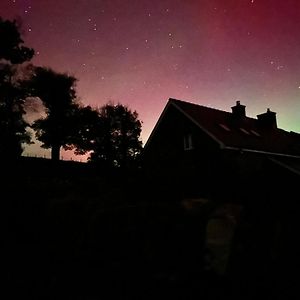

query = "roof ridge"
[
  {"left": 170, "top": 98, "right": 226, "bottom": 113},
  {"left": 169, "top": 98, "right": 258, "bottom": 121}
]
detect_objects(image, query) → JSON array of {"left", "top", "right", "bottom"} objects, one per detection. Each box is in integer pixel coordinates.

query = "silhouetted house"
[{"left": 143, "top": 98, "right": 300, "bottom": 277}]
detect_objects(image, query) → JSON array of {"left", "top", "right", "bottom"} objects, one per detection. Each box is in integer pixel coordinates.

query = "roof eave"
[
  {"left": 143, "top": 99, "right": 174, "bottom": 150},
  {"left": 223, "top": 146, "right": 300, "bottom": 159},
  {"left": 268, "top": 157, "right": 300, "bottom": 176}
]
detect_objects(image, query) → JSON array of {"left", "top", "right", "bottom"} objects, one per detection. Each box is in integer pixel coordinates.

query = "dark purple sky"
[{"left": 1, "top": 0, "right": 300, "bottom": 160}]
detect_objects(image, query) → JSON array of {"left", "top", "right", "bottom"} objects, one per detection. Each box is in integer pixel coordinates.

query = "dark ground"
[{"left": 3, "top": 158, "right": 296, "bottom": 299}]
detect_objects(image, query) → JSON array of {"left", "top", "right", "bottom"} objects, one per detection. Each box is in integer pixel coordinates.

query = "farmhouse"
[
  {"left": 144, "top": 98, "right": 300, "bottom": 197},
  {"left": 143, "top": 98, "right": 300, "bottom": 275}
]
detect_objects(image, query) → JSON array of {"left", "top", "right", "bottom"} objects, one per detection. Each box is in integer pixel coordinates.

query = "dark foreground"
[{"left": 4, "top": 158, "right": 297, "bottom": 299}]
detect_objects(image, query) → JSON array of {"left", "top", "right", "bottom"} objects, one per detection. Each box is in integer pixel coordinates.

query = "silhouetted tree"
[
  {"left": 69, "top": 105, "right": 100, "bottom": 155},
  {"left": 30, "top": 67, "right": 80, "bottom": 160},
  {"left": 0, "top": 17, "right": 34, "bottom": 64},
  {"left": 0, "top": 17, "right": 34, "bottom": 159},
  {"left": 88, "top": 103, "right": 143, "bottom": 169}
]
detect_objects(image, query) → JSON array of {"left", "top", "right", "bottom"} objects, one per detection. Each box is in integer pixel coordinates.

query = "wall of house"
[
  {"left": 224, "top": 153, "right": 300, "bottom": 281},
  {"left": 213, "top": 150, "right": 266, "bottom": 202},
  {"left": 143, "top": 104, "right": 221, "bottom": 200}
]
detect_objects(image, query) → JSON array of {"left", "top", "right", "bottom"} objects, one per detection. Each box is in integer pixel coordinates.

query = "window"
[
  {"left": 184, "top": 134, "right": 194, "bottom": 150},
  {"left": 250, "top": 130, "right": 261, "bottom": 137},
  {"left": 239, "top": 127, "right": 250, "bottom": 135},
  {"left": 219, "top": 123, "right": 231, "bottom": 131}
]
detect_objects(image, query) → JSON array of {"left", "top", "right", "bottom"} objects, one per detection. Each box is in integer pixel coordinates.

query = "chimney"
[
  {"left": 231, "top": 101, "right": 246, "bottom": 118},
  {"left": 257, "top": 108, "right": 277, "bottom": 129}
]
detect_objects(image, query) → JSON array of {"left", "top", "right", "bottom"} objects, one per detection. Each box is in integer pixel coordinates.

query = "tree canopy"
[
  {"left": 0, "top": 17, "right": 34, "bottom": 64},
  {"left": 0, "top": 17, "right": 34, "bottom": 159},
  {"left": 29, "top": 67, "right": 80, "bottom": 160},
  {"left": 86, "top": 103, "right": 143, "bottom": 169}
]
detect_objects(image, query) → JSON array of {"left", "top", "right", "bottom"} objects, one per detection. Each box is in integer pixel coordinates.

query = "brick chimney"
[
  {"left": 231, "top": 101, "right": 246, "bottom": 118},
  {"left": 257, "top": 108, "right": 277, "bottom": 129}
]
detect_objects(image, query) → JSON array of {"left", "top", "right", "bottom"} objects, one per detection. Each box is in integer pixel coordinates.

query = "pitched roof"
[{"left": 169, "top": 98, "right": 300, "bottom": 157}]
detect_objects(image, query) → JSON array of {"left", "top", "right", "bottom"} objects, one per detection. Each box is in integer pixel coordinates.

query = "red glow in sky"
[{"left": 1, "top": 0, "right": 300, "bottom": 160}]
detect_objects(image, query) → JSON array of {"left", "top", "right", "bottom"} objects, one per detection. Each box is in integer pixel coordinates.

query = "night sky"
[{"left": 1, "top": 0, "right": 300, "bottom": 160}]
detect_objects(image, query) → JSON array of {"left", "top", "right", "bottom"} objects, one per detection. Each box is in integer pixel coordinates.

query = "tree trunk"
[{"left": 51, "top": 145, "right": 61, "bottom": 161}]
